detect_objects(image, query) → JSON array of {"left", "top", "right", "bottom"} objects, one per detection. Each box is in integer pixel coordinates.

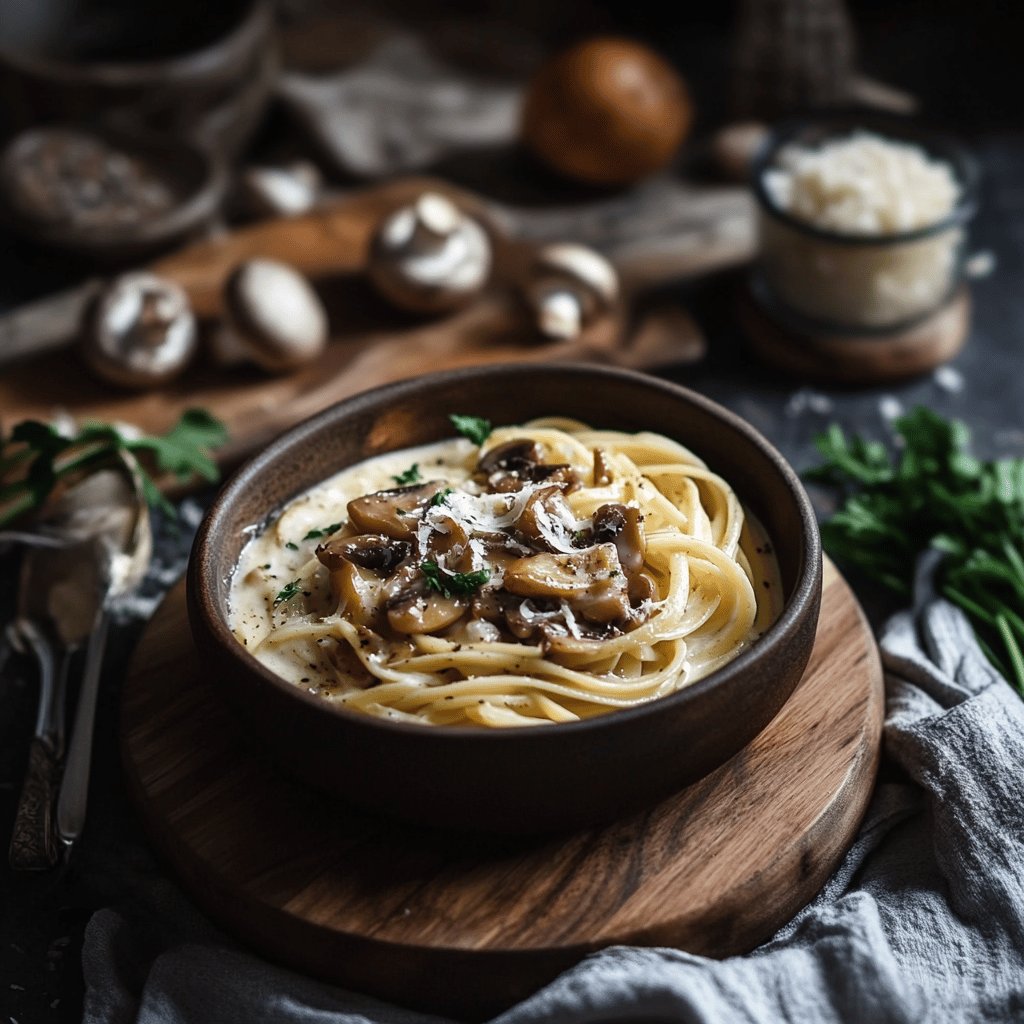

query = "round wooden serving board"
[{"left": 121, "top": 558, "right": 883, "bottom": 1019}]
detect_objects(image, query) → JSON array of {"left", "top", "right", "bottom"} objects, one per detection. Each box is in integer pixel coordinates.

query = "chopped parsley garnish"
[
  {"left": 285, "top": 541, "right": 299, "bottom": 550},
  {"left": 392, "top": 463, "right": 421, "bottom": 485},
  {"left": 302, "top": 522, "right": 342, "bottom": 541},
  {"left": 450, "top": 414, "right": 492, "bottom": 446},
  {"left": 273, "top": 579, "right": 302, "bottom": 607},
  {"left": 430, "top": 487, "right": 454, "bottom": 507},
  {"left": 420, "top": 560, "right": 489, "bottom": 598},
  {"left": 261, "top": 563, "right": 271, "bottom": 570}
]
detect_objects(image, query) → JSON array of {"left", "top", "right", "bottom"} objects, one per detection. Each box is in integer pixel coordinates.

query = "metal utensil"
[
  {"left": 7, "top": 535, "right": 106, "bottom": 870},
  {"left": 55, "top": 456, "right": 151, "bottom": 851}
]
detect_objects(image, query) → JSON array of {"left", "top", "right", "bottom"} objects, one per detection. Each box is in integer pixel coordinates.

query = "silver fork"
[{"left": 7, "top": 617, "right": 71, "bottom": 870}]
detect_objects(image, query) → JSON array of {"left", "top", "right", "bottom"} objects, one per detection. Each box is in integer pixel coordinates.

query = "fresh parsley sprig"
[
  {"left": 0, "top": 408, "right": 227, "bottom": 526},
  {"left": 302, "top": 523, "right": 342, "bottom": 541},
  {"left": 392, "top": 464, "right": 421, "bottom": 485},
  {"left": 450, "top": 414, "right": 492, "bottom": 446},
  {"left": 420, "top": 560, "right": 489, "bottom": 598},
  {"left": 808, "top": 406, "right": 1024, "bottom": 694},
  {"left": 274, "top": 579, "right": 303, "bottom": 607}
]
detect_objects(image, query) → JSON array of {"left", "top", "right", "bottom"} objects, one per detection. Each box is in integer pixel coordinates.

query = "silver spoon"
[{"left": 56, "top": 454, "right": 151, "bottom": 851}]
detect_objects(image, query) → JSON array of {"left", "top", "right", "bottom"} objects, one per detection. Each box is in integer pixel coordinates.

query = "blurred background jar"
[{"left": 751, "top": 114, "right": 979, "bottom": 332}]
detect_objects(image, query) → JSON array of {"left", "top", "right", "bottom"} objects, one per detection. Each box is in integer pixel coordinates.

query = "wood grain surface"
[
  {"left": 739, "top": 281, "right": 970, "bottom": 384},
  {"left": 0, "top": 178, "right": 708, "bottom": 471},
  {"left": 121, "top": 558, "right": 883, "bottom": 1019}
]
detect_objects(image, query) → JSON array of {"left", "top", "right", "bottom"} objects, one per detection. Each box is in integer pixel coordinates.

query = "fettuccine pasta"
[{"left": 229, "top": 418, "right": 781, "bottom": 727}]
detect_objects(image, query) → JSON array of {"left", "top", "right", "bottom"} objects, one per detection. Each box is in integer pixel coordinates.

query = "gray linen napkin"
[{"left": 82, "top": 593, "right": 1024, "bottom": 1023}]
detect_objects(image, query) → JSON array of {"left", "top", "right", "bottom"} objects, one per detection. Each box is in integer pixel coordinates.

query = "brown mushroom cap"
[
  {"left": 592, "top": 503, "right": 647, "bottom": 574},
  {"left": 521, "top": 37, "right": 693, "bottom": 186},
  {"left": 346, "top": 482, "right": 442, "bottom": 540},
  {"left": 316, "top": 534, "right": 410, "bottom": 576},
  {"left": 503, "top": 543, "right": 632, "bottom": 625}
]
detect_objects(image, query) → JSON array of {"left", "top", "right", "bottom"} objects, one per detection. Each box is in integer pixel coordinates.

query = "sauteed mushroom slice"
[
  {"left": 470, "top": 588, "right": 505, "bottom": 624},
  {"left": 425, "top": 515, "right": 472, "bottom": 573},
  {"left": 478, "top": 439, "right": 543, "bottom": 475},
  {"left": 628, "top": 570, "right": 658, "bottom": 605},
  {"left": 516, "top": 485, "right": 576, "bottom": 551},
  {"left": 326, "top": 560, "right": 383, "bottom": 627},
  {"left": 387, "top": 592, "right": 469, "bottom": 634},
  {"left": 347, "top": 481, "right": 441, "bottom": 540},
  {"left": 592, "top": 503, "right": 646, "bottom": 574},
  {"left": 382, "top": 560, "right": 471, "bottom": 635},
  {"left": 592, "top": 448, "right": 613, "bottom": 486},
  {"left": 316, "top": 534, "right": 411, "bottom": 575},
  {"left": 503, "top": 543, "right": 631, "bottom": 625},
  {"left": 530, "top": 464, "right": 578, "bottom": 489},
  {"left": 478, "top": 438, "right": 578, "bottom": 492}
]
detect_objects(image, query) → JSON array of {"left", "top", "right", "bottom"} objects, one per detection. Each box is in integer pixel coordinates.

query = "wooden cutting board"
[
  {"left": 120, "top": 558, "right": 883, "bottom": 1019},
  {"left": 0, "top": 177, "right": 724, "bottom": 471}
]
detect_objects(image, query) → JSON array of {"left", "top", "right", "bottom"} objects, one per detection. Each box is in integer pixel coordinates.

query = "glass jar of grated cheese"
[{"left": 752, "top": 118, "right": 978, "bottom": 331}]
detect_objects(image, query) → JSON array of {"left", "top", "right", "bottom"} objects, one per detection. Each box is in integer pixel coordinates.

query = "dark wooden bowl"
[
  {"left": 0, "top": 0, "right": 275, "bottom": 157},
  {"left": 188, "top": 364, "right": 822, "bottom": 834}
]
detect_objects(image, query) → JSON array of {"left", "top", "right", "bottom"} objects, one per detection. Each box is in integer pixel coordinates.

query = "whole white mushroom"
[{"left": 367, "top": 192, "right": 492, "bottom": 315}]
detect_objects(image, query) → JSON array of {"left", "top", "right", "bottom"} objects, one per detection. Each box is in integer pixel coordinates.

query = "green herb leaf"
[
  {"left": 274, "top": 579, "right": 302, "bottom": 607},
  {"left": 449, "top": 414, "right": 492, "bottom": 446},
  {"left": 302, "top": 523, "right": 342, "bottom": 541},
  {"left": 420, "top": 560, "right": 489, "bottom": 598},
  {"left": 0, "top": 408, "right": 227, "bottom": 529},
  {"left": 391, "top": 463, "right": 421, "bottom": 485},
  {"left": 430, "top": 487, "right": 454, "bottom": 507},
  {"left": 122, "top": 408, "right": 227, "bottom": 483},
  {"left": 285, "top": 541, "right": 299, "bottom": 551},
  {"left": 807, "top": 406, "right": 1024, "bottom": 693}
]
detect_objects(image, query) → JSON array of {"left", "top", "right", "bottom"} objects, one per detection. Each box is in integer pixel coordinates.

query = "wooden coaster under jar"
[
  {"left": 740, "top": 277, "right": 971, "bottom": 385},
  {"left": 741, "top": 113, "right": 978, "bottom": 385}
]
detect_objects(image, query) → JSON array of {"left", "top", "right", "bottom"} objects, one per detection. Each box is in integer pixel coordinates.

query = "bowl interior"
[{"left": 199, "top": 364, "right": 816, "bottom": 682}]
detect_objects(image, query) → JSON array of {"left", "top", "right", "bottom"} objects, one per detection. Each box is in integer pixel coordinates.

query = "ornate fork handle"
[
  {"left": 9, "top": 737, "right": 63, "bottom": 871},
  {"left": 7, "top": 619, "right": 66, "bottom": 872}
]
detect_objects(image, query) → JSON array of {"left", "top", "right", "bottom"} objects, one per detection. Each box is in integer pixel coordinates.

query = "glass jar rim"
[{"left": 751, "top": 111, "right": 980, "bottom": 247}]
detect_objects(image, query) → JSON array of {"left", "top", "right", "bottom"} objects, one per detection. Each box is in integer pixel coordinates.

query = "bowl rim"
[
  {"left": 191, "top": 362, "right": 822, "bottom": 742},
  {"left": 0, "top": 0, "right": 271, "bottom": 86},
  {"left": 750, "top": 109, "right": 980, "bottom": 247}
]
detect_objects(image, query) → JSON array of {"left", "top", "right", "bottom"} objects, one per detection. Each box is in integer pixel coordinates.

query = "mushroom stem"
[
  {"left": 412, "top": 192, "right": 460, "bottom": 243},
  {"left": 536, "top": 290, "right": 583, "bottom": 340}
]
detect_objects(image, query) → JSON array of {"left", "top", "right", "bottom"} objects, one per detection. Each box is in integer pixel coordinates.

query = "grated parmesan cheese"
[
  {"left": 758, "top": 130, "right": 967, "bottom": 328},
  {"left": 764, "top": 131, "right": 959, "bottom": 235}
]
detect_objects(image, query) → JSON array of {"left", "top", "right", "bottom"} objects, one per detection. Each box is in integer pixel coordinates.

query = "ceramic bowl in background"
[{"left": 0, "top": 0, "right": 275, "bottom": 158}]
